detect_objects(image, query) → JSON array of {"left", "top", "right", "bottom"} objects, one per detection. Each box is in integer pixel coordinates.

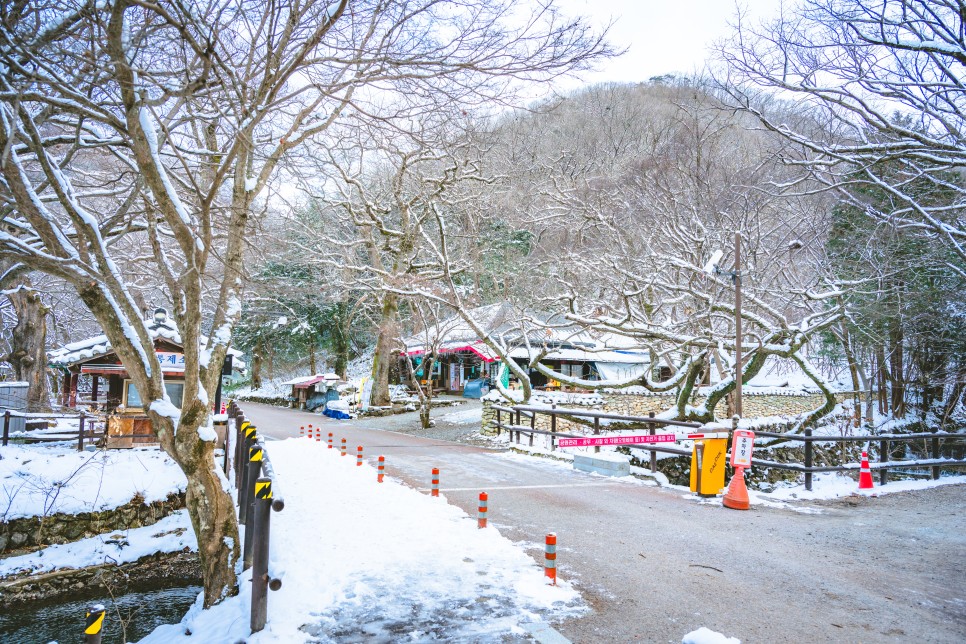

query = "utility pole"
[{"left": 734, "top": 232, "right": 743, "bottom": 418}]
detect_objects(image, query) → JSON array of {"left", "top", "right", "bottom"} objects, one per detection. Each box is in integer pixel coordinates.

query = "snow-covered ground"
[
  {"left": 142, "top": 437, "right": 586, "bottom": 643},
  {"left": 0, "top": 443, "right": 186, "bottom": 520},
  {"left": 0, "top": 510, "right": 195, "bottom": 577}
]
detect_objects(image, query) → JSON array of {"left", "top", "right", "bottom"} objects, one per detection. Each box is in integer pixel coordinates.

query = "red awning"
[
  {"left": 404, "top": 341, "right": 498, "bottom": 362},
  {"left": 292, "top": 375, "right": 329, "bottom": 389}
]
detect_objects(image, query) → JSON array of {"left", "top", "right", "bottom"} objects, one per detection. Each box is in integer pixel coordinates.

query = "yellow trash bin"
[{"left": 690, "top": 438, "right": 728, "bottom": 496}]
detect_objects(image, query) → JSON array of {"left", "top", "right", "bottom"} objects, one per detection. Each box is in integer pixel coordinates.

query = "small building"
[
  {"left": 401, "top": 303, "right": 649, "bottom": 394},
  {"left": 281, "top": 373, "right": 345, "bottom": 410},
  {"left": 47, "top": 309, "right": 243, "bottom": 448}
]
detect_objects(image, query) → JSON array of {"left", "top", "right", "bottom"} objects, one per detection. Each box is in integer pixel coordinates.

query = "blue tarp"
[{"left": 463, "top": 378, "right": 490, "bottom": 399}]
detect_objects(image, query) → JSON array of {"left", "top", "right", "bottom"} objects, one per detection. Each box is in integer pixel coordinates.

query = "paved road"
[{"left": 240, "top": 402, "right": 966, "bottom": 643}]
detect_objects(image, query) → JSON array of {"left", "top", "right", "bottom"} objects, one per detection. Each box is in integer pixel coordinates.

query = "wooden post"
[
  {"left": 62, "top": 372, "right": 71, "bottom": 407},
  {"left": 91, "top": 376, "right": 99, "bottom": 406},
  {"left": 594, "top": 416, "right": 600, "bottom": 454},
  {"left": 2, "top": 410, "right": 9, "bottom": 447},
  {"left": 804, "top": 426, "right": 813, "bottom": 492},
  {"left": 550, "top": 404, "right": 556, "bottom": 451},
  {"left": 879, "top": 439, "right": 888, "bottom": 486},
  {"left": 68, "top": 372, "right": 79, "bottom": 408},
  {"left": 648, "top": 411, "right": 657, "bottom": 473},
  {"left": 931, "top": 429, "right": 941, "bottom": 480},
  {"left": 76, "top": 411, "right": 86, "bottom": 452}
]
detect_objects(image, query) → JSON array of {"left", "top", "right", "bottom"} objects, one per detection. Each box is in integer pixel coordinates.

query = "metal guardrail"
[
  {"left": 491, "top": 404, "right": 966, "bottom": 490},
  {"left": 226, "top": 401, "right": 284, "bottom": 634}
]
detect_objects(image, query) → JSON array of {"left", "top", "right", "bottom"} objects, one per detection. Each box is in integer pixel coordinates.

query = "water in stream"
[{"left": 0, "top": 583, "right": 201, "bottom": 643}]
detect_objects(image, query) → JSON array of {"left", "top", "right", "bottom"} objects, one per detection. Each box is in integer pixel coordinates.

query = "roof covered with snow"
[
  {"left": 403, "top": 303, "right": 649, "bottom": 364},
  {"left": 48, "top": 320, "right": 245, "bottom": 370}
]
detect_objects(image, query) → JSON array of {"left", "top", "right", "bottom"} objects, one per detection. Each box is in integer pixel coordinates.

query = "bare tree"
[
  {"left": 0, "top": 0, "right": 611, "bottom": 604},
  {"left": 717, "top": 0, "right": 966, "bottom": 273}
]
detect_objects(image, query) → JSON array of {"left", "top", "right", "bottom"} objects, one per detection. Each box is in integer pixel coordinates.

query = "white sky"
[{"left": 552, "top": 0, "right": 785, "bottom": 88}]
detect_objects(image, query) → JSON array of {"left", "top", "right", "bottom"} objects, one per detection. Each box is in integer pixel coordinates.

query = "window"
[
  {"left": 560, "top": 363, "right": 585, "bottom": 379},
  {"left": 123, "top": 380, "right": 185, "bottom": 410}
]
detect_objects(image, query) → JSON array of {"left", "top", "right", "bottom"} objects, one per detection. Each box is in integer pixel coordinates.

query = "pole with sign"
[{"left": 723, "top": 429, "right": 755, "bottom": 510}]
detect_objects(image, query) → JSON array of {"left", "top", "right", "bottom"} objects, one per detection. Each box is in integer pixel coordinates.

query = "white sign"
[
  {"left": 360, "top": 378, "right": 373, "bottom": 411},
  {"left": 730, "top": 429, "right": 755, "bottom": 468},
  {"left": 157, "top": 351, "right": 185, "bottom": 371}
]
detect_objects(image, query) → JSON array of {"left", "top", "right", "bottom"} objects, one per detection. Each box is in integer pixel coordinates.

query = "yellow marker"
[
  {"left": 249, "top": 446, "right": 263, "bottom": 462},
  {"left": 240, "top": 421, "right": 250, "bottom": 431},
  {"left": 85, "top": 605, "right": 105, "bottom": 634},
  {"left": 255, "top": 480, "right": 273, "bottom": 499},
  {"left": 245, "top": 424, "right": 258, "bottom": 438}
]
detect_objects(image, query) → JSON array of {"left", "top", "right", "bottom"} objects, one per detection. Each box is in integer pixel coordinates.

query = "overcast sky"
[{"left": 553, "top": 0, "right": 785, "bottom": 88}]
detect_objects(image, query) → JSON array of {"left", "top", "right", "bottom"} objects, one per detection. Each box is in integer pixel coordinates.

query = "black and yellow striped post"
[
  {"left": 234, "top": 418, "right": 250, "bottom": 488},
  {"left": 251, "top": 476, "right": 273, "bottom": 633},
  {"left": 84, "top": 603, "right": 105, "bottom": 643},
  {"left": 242, "top": 443, "right": 263, "bottom": 569},
  {"left": 238, "top": 424, "right": 258, "bottom": 512}
]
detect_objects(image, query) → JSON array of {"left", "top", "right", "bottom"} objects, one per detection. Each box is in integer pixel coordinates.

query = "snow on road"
[
  {"left": 141, "top": 437, "right": 585, "bottom": 643},
  {"left": 436, "top": 406, "right": 483, "bottom": 425}
]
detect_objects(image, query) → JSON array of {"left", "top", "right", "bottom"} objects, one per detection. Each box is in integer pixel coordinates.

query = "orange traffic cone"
[
  {"left": 722, "top": 466, "right": 750, "bottom": 510},
  {"left": 858, "top": 451, "right": 874, "bottom": 490}
]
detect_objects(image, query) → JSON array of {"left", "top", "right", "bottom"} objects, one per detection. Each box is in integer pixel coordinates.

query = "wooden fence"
[{"left": 491, "top": 404, "right": 966, "bottom": 491}]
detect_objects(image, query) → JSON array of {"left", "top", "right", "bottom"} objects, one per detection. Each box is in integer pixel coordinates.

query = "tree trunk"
[
  {"left": 6, "top": 285, "right": 52, "bottom": 412},
  {"left": 370, "top": 294, "right": 399, "bottom": 407},
  {"left": 875, "top": 345, "right": 889, "bottom": 415},
  {"left": 153, "top": 411, "right": 240, "bottom": 608},
  {"left": 837, "top": 321, "right": 862, "bottom": 425},
  {"left": 888, "top": 324, "right": 905, "bottom": 418},
  {"left": 251, "top": 336, "right": 264, "bottom": 390}
]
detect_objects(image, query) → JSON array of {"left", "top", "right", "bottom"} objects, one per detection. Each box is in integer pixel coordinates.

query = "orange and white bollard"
[
  {"left": 377, "top": 456, "right": 385, "bottom": 483},
  {"left": 357, "top": 446, "right": 363, "bottom": 466},
  {"left": 544, "top": 533, "right": 557, "bottom": 585},
  {"left": 478, "top": 492, "right": 488, "bottom": 529},
  {"left": 340, "top": 438, "right": 347, "bottom": 456},
  {"left": 431, "top": 468, "right": 440, "bottom": 497},
  {"left": 328, "top": 432, "right": 333, "bottom": 449}
]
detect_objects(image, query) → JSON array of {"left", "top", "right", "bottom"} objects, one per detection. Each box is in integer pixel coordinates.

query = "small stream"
[{"left": 0, "top": 583, "right": 201, "bottom": 644}]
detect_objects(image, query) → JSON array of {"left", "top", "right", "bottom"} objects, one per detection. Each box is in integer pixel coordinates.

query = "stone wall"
[
  {"left": 0, "top": 550, "right": 200, "bottom": 607},
  {"left": 0, "top": 492, "right": 186, "bottom": 555}
]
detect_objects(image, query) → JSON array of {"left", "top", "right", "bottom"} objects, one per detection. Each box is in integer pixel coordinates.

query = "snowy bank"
[
  {"left": 142, "top": 437, "right": 585, "bottom": 643},
  {"left": 0, "top": 444, "right": 186, "bottom": 520}
]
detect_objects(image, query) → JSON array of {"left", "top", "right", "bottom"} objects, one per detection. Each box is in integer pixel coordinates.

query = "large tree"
[
  {"left": 718, "top": 0, "right": 966, "bottom": 421},
  {"left": 718, "top": 0, "right": 966, "bottom": 272},
  {"left": 0, "top": 0, "right": 610, "bottom": 604}
]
